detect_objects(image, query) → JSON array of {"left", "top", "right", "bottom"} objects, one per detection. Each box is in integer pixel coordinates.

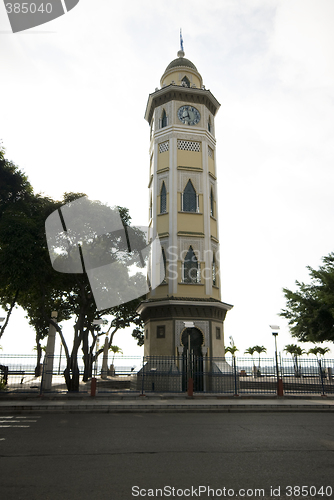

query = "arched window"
[
  {"left": 183, "top": 246, "right": 200, "bottom": 283},
  {"left": 212, "top": 253, "right": 217, "bottom": 286},
  {"left": 160, "top": 182, "right": 167, "bottom": 214},
  {"left": 161, "top": 109, "right": 168, "bottom": 128},
  {"left": 210, "top": 187, "right": 214, "bottom": 217},
  {"left": 182, "top": 76, "right": 190, "bottom": 88},
  {"left": 182, "top": 180, "right": 198, "bottom": 212}
]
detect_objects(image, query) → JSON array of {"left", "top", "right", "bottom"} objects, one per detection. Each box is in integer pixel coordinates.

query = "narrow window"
[
  {"left": 161, "top": 247, "right": 167, "bottom": 283},
  {"left": 216, "top": 327, "right": 221, "bottom": 339},
  {"left": 182, "top": 180, "right": 197, "bottom": 212},
  {"left": 210, "top": 187, "right": 214, "bottom": 217},
  {"left": 182, "top": 76, "right": 190, "bottom": 87},
  {"left": 157, "top": 326, "right": 165, "bottom": 338},
  {"left": 212, "top": 253, "right": 217, "bottom": 286},
  {"left": 146, "top": 329, "right": 148, "bottom": 339},
  {"left": 161, "top": 109, "right": 167, "bottom": 128},
  {"left": 183, "top": 246, "right": 200, "bottom": 283},
  {"left": 149, "top": 195, "right": 152, "bottom": 219},
  {"left": 160, "top": 182, "right": 167, "bottom": 214},
  {"left": 208, "top": 117, "right": 211, "bottom": 132}
]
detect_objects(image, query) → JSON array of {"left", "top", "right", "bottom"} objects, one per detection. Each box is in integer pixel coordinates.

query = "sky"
[{"left": 1, "top": 0, "right": 334, "bottom": 360}]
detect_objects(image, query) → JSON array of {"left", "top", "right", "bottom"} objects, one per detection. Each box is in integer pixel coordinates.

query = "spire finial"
[{"left": 178, "top": 28, "right": 185, "bottom": 58}]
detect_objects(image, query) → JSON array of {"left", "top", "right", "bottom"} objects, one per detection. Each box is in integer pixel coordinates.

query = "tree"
[
  {"left": 280, "top": 253, "right": 334, "bottom": 344},
  {"left": 0, "top": 145, "right": 35, "bottom": 339},
  {"left": 225, "top": 346, "right": 238, "bottom": 356},
  {"left": 253, "top": 345, "right": 267, "bottom": 368},
  {"left": 307, "top": 346, "right": 330, "bottom": 358},
  {"left": 284, "top": 344, "right": 305, "bottom": 376},
  {"left": 0, "top": 148, "right": 146, "bottom": 390}
]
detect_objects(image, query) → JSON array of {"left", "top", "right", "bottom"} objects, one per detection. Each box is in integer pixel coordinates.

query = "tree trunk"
[
  {"left": 0, "top": 290, "right": 19, "bottom": 340},
  {"left": 64, "top": 355, "right": 80, "bottom": 392},
  {"left": 34, "top": 341, "right": 43, "bottom": 377}
]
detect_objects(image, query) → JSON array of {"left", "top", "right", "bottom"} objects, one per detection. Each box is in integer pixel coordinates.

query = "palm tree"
[
  {"left": 244, "top": 347, "right": 256, "bottom": 356},
  {"left": 244, "top": 346, "right": 256, "bottom": 375},
  {"left": 307, "top": 346, "right": 321, "bottom": 358},
  {"left": 253, "top": 345, "right": 267, "bottom": 372},
  {"left": 225, "top": 346, "right": 238, "bottom": 357},
  {"left": 317, "top": 347, "right": 330, "bottom": 357},
  {"left": 284, "top": 344, "right": 305, "bottom": 376},
  {"left": 109, "top": 345, "right": 123, "bottom": 364}
]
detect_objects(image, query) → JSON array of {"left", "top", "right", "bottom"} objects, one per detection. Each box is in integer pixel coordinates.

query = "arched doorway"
[{"left": 181, "top": 327, "right": 204, "bottom": 391}]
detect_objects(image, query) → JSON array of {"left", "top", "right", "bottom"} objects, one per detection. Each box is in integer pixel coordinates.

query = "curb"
[{"left": 1, "top": 403, "right": 334, "bottom": 413}]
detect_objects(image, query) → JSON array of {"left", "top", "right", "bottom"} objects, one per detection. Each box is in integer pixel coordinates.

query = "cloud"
[{"left": 271, "top": 0, "right": 334, "bottom": 88}]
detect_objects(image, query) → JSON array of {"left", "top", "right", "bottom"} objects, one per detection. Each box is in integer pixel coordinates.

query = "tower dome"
[
  {"left": 165, "top": 50, "right": 198, "bottom": 71},
  {"left": 160, "top": 50, "right": 203, "bottom": 88}
]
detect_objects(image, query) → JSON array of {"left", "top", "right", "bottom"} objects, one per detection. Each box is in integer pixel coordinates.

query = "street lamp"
[{"left": 269, "top": 325, "right": 283, "bottom": 396}]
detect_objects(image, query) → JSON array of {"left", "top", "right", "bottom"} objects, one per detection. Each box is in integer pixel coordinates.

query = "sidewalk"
[{"left": 1, "top": 393, "right": 334, "bottom": 413}]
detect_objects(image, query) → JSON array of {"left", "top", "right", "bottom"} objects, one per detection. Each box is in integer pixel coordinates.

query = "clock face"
[{"left": 177, "top": 105, "right": 201, "bottom": 126}]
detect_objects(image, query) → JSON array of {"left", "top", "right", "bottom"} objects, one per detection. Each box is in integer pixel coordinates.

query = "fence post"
[
  {"left": 319, "top": 359, "right": 326, "bottom": 396},
  {"left": 90, "top": 377, "right": 97, "bottom": 397},
  {"left": 140, "top": 355, "right": 145, "bottom": 396},
  {"left": 233, "top": 356, "right": 238, "bottom": 396}
]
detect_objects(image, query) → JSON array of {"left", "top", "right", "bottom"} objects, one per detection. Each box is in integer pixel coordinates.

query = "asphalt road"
[{"left": 0, "top": 412, "right": 333, "bottom": 500}]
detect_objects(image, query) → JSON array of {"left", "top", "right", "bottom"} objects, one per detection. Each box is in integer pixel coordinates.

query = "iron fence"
[{"left": 0, "top": 354, "right": 333, "bottom": 395}]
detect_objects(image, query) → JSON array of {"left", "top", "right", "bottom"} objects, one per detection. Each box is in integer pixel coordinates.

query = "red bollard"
[
  {"left": 187, "top": 377, "right": 193, "bottom": 397},
  {"left": 91, "top": 377, "right": 97, "bottom": 397},
  {"left": 277, "top": 378, "right": 284, "bottom": 397}
]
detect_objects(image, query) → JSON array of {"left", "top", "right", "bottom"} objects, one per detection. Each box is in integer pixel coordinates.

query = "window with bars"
[
  {"left": 160, "top": 181, "right": 167, "bottom": 214},
  {"left": 177, "top": 140, "right": 201, "bottom": 152},
  {"left": 182, "top": 246, "right": 200, "bottom": 283},
  {"left": 159, "top": 141, "right": 169, "bottom": 153},
  {"left": 182, "top": 180, "right": 199, "bottom": 212}
]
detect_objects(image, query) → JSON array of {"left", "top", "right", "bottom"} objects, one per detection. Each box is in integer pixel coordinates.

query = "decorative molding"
[
  {"left": 178, "top": 236, "right": 205, "bottom": 257},
  {"left": 157, "top": 174, "right": 169, "bottom": 191},
  {"left": 157, "top": 167, "right": 169, "bottom": 174},
  {"left": 177, "top": 166, "right": 203, "bottom": 172},
  {"left": 175, "top": 320, "right": 209, "bottom": 348},
  {"left": 178, "top": 171, "right": 203, "bottom": 193}
]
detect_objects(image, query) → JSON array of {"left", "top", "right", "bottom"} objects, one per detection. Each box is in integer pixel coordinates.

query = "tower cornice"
[
  {"left": 144, "top": 84, "right": 220, "bottom": 124},
  {"left": 153, "top": 127, "right": 217, "bottom": 147}
]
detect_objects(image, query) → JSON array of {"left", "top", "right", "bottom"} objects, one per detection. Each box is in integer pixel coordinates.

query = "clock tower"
[{"left": 137, "top": 48, "right": 232, "bottom": 384}]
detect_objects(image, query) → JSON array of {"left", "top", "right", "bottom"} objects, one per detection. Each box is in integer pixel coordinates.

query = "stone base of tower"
[
  {"left": 137, "top": 297, "right": 233, "bottom": 358},
  {"left": 136, "top": 297, "right": 234, "bottom": 392}
]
